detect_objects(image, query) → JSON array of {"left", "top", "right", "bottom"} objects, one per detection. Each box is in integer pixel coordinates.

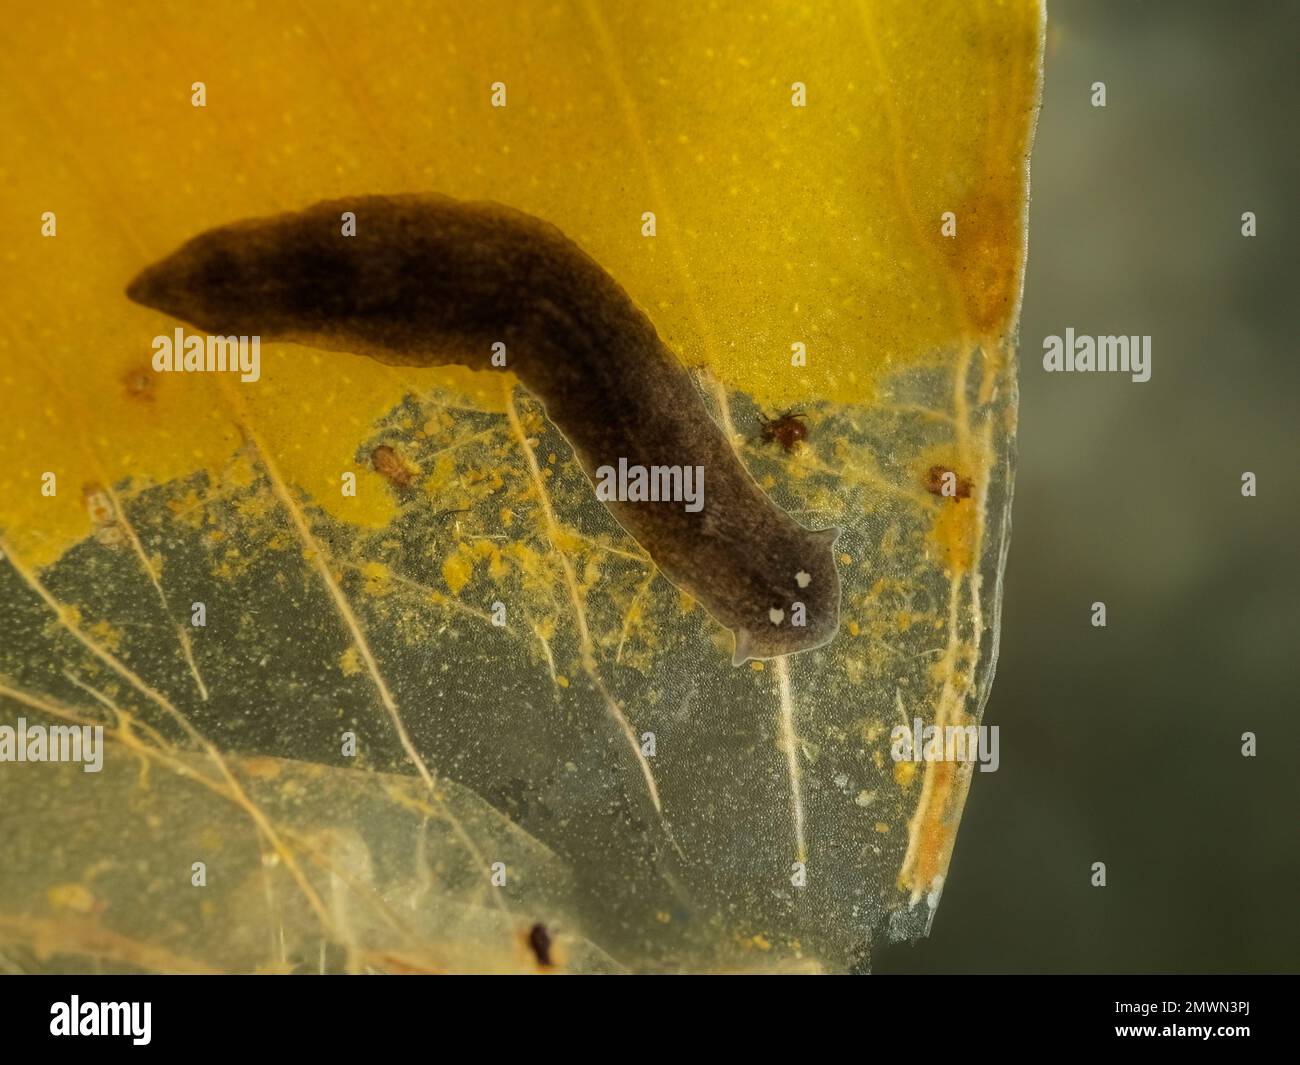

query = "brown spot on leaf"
[
  {"left": 926, "top": 465, "right": 972, "bottom": 500},
  {"left": 122, "top": 367, "right": 155, "bottom": 402}
]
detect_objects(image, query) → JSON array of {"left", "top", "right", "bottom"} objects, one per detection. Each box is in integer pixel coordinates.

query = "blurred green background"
[{"left": 878, "top": 0, "right": 1299, "bottom": 974}]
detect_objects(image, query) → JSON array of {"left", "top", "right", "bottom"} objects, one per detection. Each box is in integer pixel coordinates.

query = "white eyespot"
[
  {"left": 768, "top": 607, "right": 785, "bottom": 625},
  {"left": 795, "top": 570, "right": 811, "bottom": 588}
]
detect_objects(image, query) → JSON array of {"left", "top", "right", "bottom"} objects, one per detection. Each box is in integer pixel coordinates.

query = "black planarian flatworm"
[{"left": 126, "top": 195, "right": 841, "bottom": 663}]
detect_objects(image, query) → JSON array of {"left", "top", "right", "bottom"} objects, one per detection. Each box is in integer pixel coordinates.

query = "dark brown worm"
[{"left": 126, "top": 195, "right": 840, "bottom": 663}]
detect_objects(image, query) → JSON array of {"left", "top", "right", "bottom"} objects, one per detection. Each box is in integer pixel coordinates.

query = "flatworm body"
[{"left": 126, "top": 195, "right": 840, "bottom": 663}]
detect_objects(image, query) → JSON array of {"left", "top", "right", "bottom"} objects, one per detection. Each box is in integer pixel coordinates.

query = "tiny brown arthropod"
[
  {"left": 758, "top": 410, "right": 809, "bottom": 453},
  {"left": 926, "top": 465, "right": 973, "bottom": 500},
  {"left": 370, "top": 444, "right": 416, "bottom": 489},
  {"left": 526, "top": 922, "right": 554, "bottom": 968}
]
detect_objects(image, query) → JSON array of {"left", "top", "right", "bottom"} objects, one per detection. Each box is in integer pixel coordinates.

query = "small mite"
[
  {"left": 371, "top": 444, "right": 416, "bottom": 489},
  {"left": 527, "top": 922, "right": 554, "bottom": 967},
  {"left": 759, "top": 410, "right": 809, "bottom": 453},
  {"left": 926, "top": 465, "right": 973, "bottom": 500}
]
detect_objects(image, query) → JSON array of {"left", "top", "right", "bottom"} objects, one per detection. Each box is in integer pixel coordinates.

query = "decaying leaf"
[{"left": 0, "top": 0, "right": 1044, "bottom": 972}]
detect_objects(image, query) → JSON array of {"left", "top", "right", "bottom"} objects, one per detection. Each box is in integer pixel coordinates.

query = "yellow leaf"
[{"left": 0, "top": 0, "right": 1043, "bottom": 973}]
